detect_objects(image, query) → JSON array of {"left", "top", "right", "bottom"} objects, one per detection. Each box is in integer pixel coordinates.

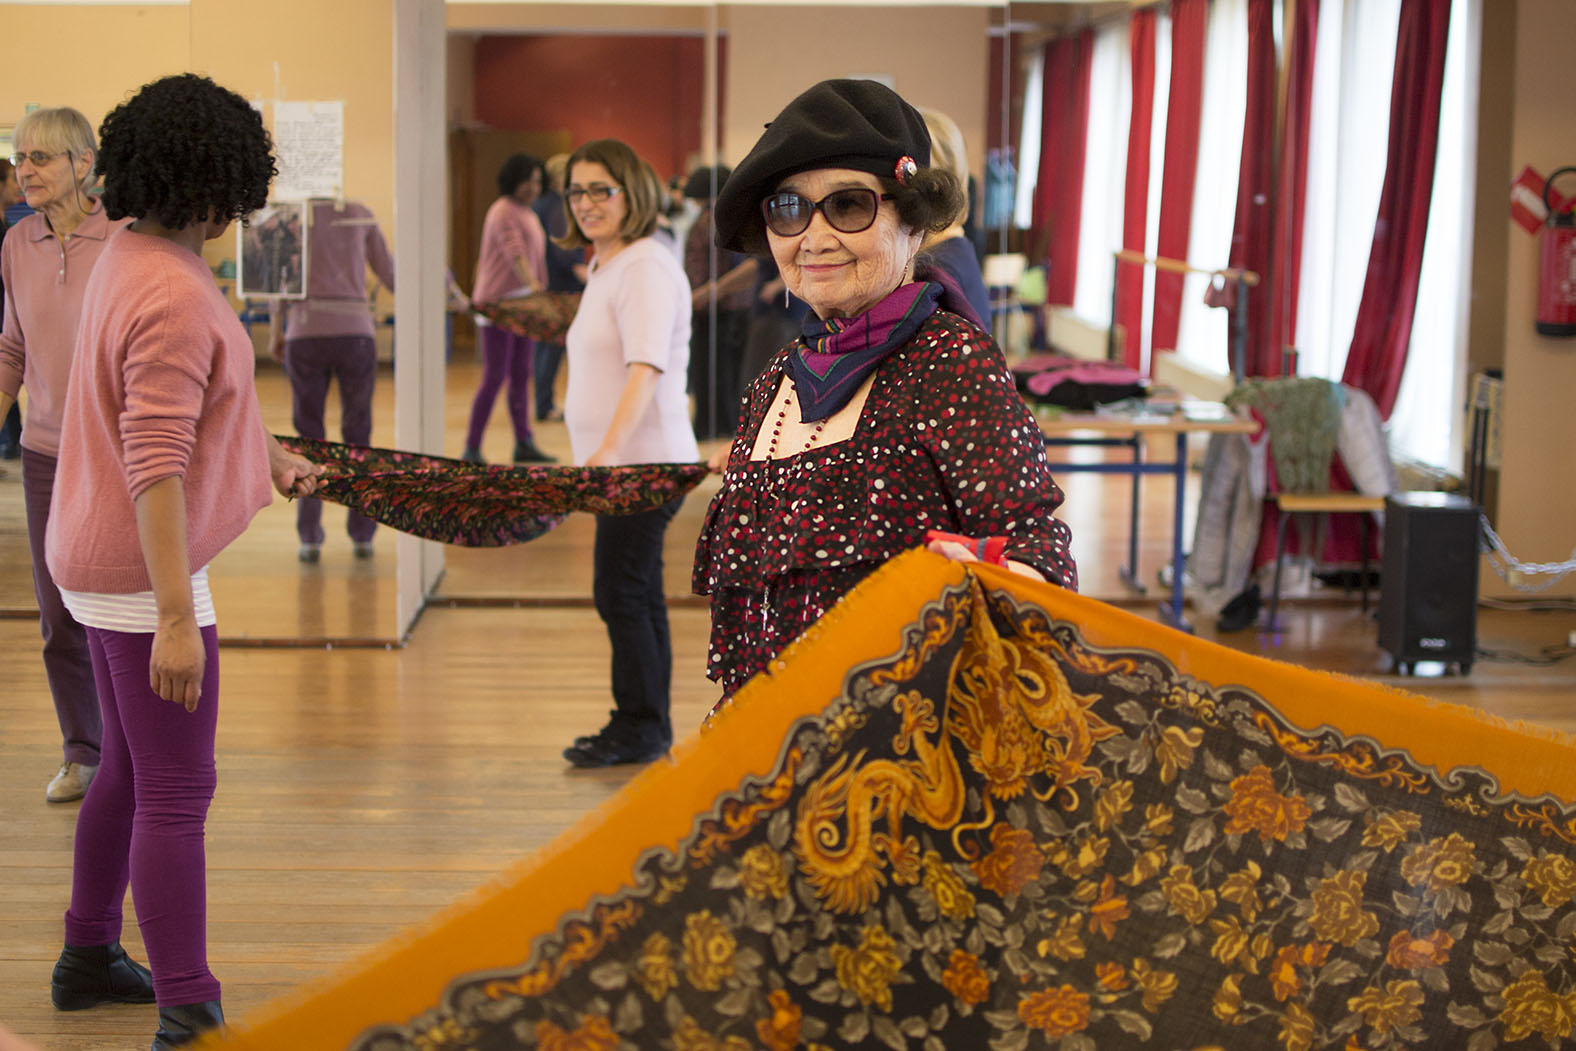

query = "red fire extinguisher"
[{"left": 1538, "top": 167, "right": 1576, "bottom": 337}]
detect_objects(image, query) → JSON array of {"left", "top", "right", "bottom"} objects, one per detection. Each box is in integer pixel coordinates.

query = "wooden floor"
[{"left": 2, "top": 360, "right": 1573, "bottom": 1048}]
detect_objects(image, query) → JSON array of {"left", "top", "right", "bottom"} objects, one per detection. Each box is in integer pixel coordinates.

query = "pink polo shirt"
[
  {"left": 0, "top": 202, "right": 129, "bottom": 456},
  {"left": 46, "top": 227, "right": 273, "bottom": 595},
  {"left": 471, "top": 195, "right": 546, "bottom": 307}
]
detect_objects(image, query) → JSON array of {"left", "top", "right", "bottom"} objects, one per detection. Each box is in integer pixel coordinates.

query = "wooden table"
[{"left": 1037, "top": 402, "right": 1258, "bottom": 631}]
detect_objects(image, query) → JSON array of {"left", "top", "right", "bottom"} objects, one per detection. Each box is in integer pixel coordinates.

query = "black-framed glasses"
[
  {"left": 565, "top": 184, "right": 623, "bottom": 205},
  {"left": 9, "top": 150, "right": 66, "bottom": 169},
  {"left": 761, "top": 187, "right": 895, "bottom": 237}
]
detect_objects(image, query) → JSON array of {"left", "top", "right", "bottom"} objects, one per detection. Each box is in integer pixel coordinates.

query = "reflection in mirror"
[
  {"left": 0, "top": 1, "right": 404, "bottom": 644},
  {"left": 436, "top": 1, "right": 1010, "bottom": 602}
]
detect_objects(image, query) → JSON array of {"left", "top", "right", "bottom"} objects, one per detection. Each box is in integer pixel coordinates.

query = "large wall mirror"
[
  {"left": 0, "top": 0, "right": 1027, "bottom": 645},
  {"left": 432, "top": 0, "right": 1017, "bottom": 608}
]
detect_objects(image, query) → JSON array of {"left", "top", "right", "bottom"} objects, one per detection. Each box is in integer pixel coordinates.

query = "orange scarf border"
[{"left": 205, "top": 548, "right": 1576, "bottom": 1049}]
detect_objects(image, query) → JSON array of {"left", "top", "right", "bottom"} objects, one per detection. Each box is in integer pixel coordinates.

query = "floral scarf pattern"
[
  {"left": 276, "top": 436, "right": 708, "bottom": 547},
  {"left": 309, "top": 562, "right": 1576, "bottom": 1051},
  {"left": 473, "top": 292, "right": 584, "bottom": 345}
]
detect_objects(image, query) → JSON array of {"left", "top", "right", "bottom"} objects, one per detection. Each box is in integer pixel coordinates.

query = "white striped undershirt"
[{"left": 59, "top": 566, "right": 217, "bottom": 633}]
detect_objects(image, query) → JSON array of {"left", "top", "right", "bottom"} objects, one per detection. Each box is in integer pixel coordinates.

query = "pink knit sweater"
[
  {"left": 46, "top": 228, "right": 273, "bottom": 594},
  {"left": 471, "top": 195, "right": 546, "bottom": 306}
]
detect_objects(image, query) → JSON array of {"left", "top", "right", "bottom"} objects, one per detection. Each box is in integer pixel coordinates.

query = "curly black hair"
[
  {"left": 496, "top": 153, "right": 543, "bottom": 198},
  {"left": 97, "top": 73, "right": 276, "bottom": 229}
]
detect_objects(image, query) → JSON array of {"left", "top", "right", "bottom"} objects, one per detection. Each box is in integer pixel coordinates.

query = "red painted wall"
[{"left": 473, "top": 35, "right": 720, "bottom": 182}]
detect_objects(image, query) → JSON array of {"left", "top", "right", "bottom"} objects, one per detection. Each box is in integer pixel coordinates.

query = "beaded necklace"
[{"left": 764, "top": 382, "right": 826, "bottom": 459}]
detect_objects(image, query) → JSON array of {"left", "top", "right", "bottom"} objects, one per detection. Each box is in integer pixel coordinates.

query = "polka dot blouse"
[{"left": 693, "top": 311, "right": 1078, "bottom": 696}]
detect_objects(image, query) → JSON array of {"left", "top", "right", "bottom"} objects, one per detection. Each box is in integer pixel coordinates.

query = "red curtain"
[
  {"left": 1150, "top": 0, "right": 1208, "bottom": 356},
  {"left": 1266, "top": 0, "right": 1319, "bottom": 375},
  {"left": 1115, "top": 9, "right": 1157, "bottom": 370},
  {"left": 1030, "top": 31, "right": 1094, "bottom": 306},
  {"left": 1229, "top": 0, "right": 1277, "bottom": 378},
  {"left": 1340, "top": 0, "right": 1452, "bottom": 419}
]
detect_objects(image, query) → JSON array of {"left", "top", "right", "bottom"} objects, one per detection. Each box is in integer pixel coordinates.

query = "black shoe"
[
  {"left": 152, "top": 1000, "right": 225, "bottom": 1050},
  {"left": 0, "top": 440, "right": 18, "bottom": 461},
  {"left": 512, "top": 439, "right": 557, "bottom": 464},
  {"left": 1215, "top": 583, "right": 1262, "bottom": 633},
  {"left": 563, "top": 724, "right": 668, "bottom": 768},
  {"left": 51, "top": 941, "right": 155, "bottom": 1010}
]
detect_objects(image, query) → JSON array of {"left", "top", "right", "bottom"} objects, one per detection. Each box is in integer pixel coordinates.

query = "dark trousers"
[
  {"left": 283, "top": 334, "right": 377, "bottom": 544},
  {"left": 0, "top": 402, "right": 20, "bottom": 453},
  {"left": 592, "top": 498, "right": 682, "bottom": 744},
  {"left": 534, "top": 341, "right": 565, "bottom": 419},
  {"left": 688, "top": 308, "right": 749, "bottom": 439},
  {"left": 466, "top": 324, "right": 535, "bottom": 448},
  {"left": 23, "top": 447, "right": 102, "bottom": 765},
  {"left": 68, "top": 625, "right": 221, "bottom": 1008}
]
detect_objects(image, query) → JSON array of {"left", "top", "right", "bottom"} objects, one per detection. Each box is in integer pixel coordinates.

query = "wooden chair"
[{"left": 1264, "top": 492, "right": 1386, "bottom": 631}]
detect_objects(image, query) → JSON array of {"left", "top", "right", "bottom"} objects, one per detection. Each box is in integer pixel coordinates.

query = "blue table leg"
[
  {"left": 1157, "top": 432, "right": 1193, "bottom": 632},
  {"left": 1117, "top": 434, "right": 1148, "bottom": 594}
]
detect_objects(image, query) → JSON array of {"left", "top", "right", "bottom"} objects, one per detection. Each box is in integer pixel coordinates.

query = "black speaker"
[{"left": 1378, "top": 492, "right": 1479, "bottom": 674}]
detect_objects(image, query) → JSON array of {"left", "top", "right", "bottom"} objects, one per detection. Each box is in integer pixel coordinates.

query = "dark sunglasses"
[{"left": 761, "top": 187, "right": 895, "bottom": 237}]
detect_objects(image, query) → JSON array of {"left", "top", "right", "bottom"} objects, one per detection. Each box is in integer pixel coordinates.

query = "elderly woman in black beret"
[{"left": 693, "top": 79, "right": 1078, "bottom": 710}]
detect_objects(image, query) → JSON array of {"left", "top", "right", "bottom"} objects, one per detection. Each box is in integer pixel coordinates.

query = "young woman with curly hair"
[{"left": 44, "top": 73, "right": 322, "bottom": 1049}]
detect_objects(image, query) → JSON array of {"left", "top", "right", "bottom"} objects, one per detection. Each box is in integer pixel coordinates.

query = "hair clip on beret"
[{"left": 895, "top": 155, "right": 917, "bottom": 184}]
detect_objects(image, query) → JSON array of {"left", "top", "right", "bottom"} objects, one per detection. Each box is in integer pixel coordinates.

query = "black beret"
[
  {"left": 683, "top": 165, "right": 732, "bottom": 201},
  {"left": 714, "top": 79, "right": 931, "bottom": 253}
]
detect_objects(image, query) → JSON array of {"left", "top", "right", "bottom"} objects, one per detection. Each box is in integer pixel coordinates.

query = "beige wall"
[
  {"left": 0, "top": 0, "right": 396, "bottom": 310},
  {"left": 0, "top": 6, "right": 188, "bottom": 141},
  {"left": 1484, "top": 0, "right": 1576, "bottom": 598},
  {"left": 718, "top": 5, "right": 991, "bottom": 189}
]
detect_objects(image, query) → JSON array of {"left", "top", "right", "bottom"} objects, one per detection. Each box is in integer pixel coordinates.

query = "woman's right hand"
[
  {"left": 706, "top": 444, "right": 731, "bottom": 473},
  {"left": 150, "top": 615, "right": 205, "bottom": 712}
]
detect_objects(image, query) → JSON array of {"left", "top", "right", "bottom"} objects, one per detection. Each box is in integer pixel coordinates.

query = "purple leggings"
[
  {"left": 465, "top": 323, "right": 535, "bottom": 449},
  {"left": 66, "top": 625, "right": 222, "bottom": 1008}
]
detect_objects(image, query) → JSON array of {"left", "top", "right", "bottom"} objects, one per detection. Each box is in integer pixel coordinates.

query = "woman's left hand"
[
  {"left": 927, "top": 538, "right": 980, "bottom": 564},
  {"left": 269, "top": 445, "right": 325, "bottom": 497},
  {"left": 150, "top": 615, "right": 205, "bottom": 712},
  {"left": 927, "top": 538, "right": 1046, "bottom": 582}
]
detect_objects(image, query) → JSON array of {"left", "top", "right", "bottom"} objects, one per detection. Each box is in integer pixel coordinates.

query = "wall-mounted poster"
[
  {"left": 272, "top": 100, "right": 344, "bottom": 200},
  {"left": 237, "top": 200, "right": 308, "bottom": 298}
]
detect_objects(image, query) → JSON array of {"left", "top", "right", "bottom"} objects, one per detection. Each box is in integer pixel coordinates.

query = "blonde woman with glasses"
[{"left": 0, "top": 107, "right": 129, "bottom": 805}]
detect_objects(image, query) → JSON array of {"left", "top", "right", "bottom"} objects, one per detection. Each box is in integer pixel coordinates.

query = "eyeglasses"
[
  {"left": 761, "top": 188, "right": 895, "bottom": 238},
  {"left": 9, "top": 150, "right": 66, "bottom": 169},
  {"left": 565, "top": 184, "right": 623, "bottom": 205}
]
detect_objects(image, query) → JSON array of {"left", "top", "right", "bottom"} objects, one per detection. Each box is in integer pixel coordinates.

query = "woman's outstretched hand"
[
  {"left": 266, "top": 433, "right": 326, "bottom": 497},
  {"left": 926, "top": 536, "right": 1047, "bottom": 582}
]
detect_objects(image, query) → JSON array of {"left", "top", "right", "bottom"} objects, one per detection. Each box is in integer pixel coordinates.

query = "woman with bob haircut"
[
  {"left": 556, "top": 138, "right": 699, "bottom": 768},
  {"left": 915, "top": 106, "right": 991, "bottom": 327},
  {"left": 694, "top": 79, "right": 1075, "bottom": 709},
  {"left": 45, "top": 73, "right": 321, "bottom": 1049},
  {"left": 0, "top": 106, "right": 128, "bottom": 806}
]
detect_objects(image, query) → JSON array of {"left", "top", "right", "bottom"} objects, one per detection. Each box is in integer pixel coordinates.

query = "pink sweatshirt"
[
  {"left": 0, "top": 203, "right": 129, "bottom": 456},
  {"left": 270, "top": 199, "right": 396, "bottom": 341},
  {"left": 46, "top": 228, "right": 274, "bottom": 594},
  {"left": 471, "top": 195, "right": 546, "bottom": 306}
]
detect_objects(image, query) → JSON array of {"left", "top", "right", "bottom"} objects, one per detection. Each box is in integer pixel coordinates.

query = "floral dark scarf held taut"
[{"left": 276, "top": 436, "right": 709, "bottom": 547}]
